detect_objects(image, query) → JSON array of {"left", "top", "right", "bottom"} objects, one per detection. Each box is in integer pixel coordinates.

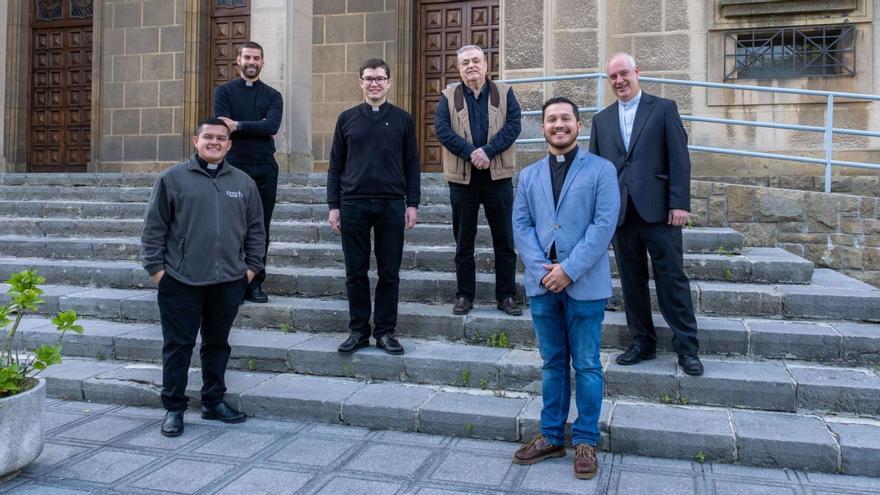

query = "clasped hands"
[
  {"left": 541, "top": 263, "right": 572, "bottom": 294},
  {"left": 469, "top": 148, "right": 491, "bottom": 170}
]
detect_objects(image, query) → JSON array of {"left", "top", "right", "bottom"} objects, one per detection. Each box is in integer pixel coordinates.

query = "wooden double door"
[
  {"left": 29, "top": 0, "right": 94, "bottom": 173},
  {"left": 415, "top": 0, "right": 501, "bottom": 173}
]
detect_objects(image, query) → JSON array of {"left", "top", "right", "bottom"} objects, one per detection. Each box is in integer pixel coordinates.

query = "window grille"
[
  {"left": 69, "top": 0, "right": 93, "bottom": 18},
  {"left": 216, "top": 0, "right": 247, "bottom": 7},
  {"left": 724, "top": 24, "right": 855, "bottom": 80},
  {"left": 36, "top": 0, "right": 63, "bottom": 20}
]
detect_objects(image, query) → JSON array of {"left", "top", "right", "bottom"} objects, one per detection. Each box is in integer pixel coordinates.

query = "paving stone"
[
  {"left": 696, "top": 317, "right": 750, "bottom": 356},
  {"left": 519, "top": 397, "right": 612, "bottom": 450},
  {"left": 57, "top": 450, "right": 158, "bottom": 483},
  {"left": 405, "top": 342, "right": 507, "bottom": 388},
  {"left": 21, "top": 443, "right": 91, "bottom": 475},
  {"left": 342, "top": 382, "right": 436, "bottom": 431},
  {"left": 193, "top": 430, "right": 285, "bottom": 459},
  {"left": 787, "top": 365, "right": 880, "bottom": 416},
  {"left": 518, "top": 453, "right": 612, "bottom": 494},
  {"left": 43, "top": 411, "right": 89, "bottom": 432},
  {"left": 58, "top": 287, "right": 137, "bottom": 319},
  {"left": 290, "top": 298, "right": 349, "bottom": 333},
  {"left": 54, "top": 414, "right": 152, "bottom": 443},
  {"left": 779, "top": 281, "right": 880, "bottom": 322},
  {"left": 731, "top": 410, "right": 839, "bottom": 472},
  {"left": 429, "top": 451, "right": 514, "bottom": 488},
  {"left": 119, "top": 293, "right": 161, "bottom": 322},
  {"left": 120, "top": 423, "right": 214, "bottom": 451},
  {"left": 315, "top": 477, "right": 402, "bottom": 495},
  {"left": 398, "top": 302, "right": 466, "bottom": 340},
  {"left": 127, "top": 458, "right": 237, "bottom": 493},
  {"left": 748, "top": 320, "right": 841, "bottom": 361},
  {"left": 827, "top": 422, "right": 880, "bottom": 477},
  {"left": 418, "top": 391, "right": 527, "bottom": 441},
  {"left": 699, "top": 282, "right": 783, "bottom": 317},
  {"left": 112, "top": 324, "right": 163, "bottom": 361},
  {"left": 240, "top": 374, "right": 364, "bottom": 423},
  {"left": 185, "top": 369, "right": 273, "bottom": 410},
  {"left": 266, "top": 436, "right": 358, "bottom": 466},
  {"left": 0, "top": 483, "right": 93, "bottom": 494},
  {"left": 834, "top": 322, "right": 880, "bottom": 364},
  {"left": 40, "top": 358, "right": 126, "bottom": 400},
  {"left": 497, "top": 349, "right": 542, "bottom": 392},
  {"left": 227, "top": 329, "right": 311, "bottom": 372},
  {"left": 214, "top": 468, "right": 311, "bottom": 495},
  {"left": 746, "top": 247, "right": 813, "bottom": 284},
  {"left": 288, "top": 335, "right": 406, "bottom": 380},
  {"left": 680, "top": 359, "right": 796, "bottom": 412},
  {"left": 610, "top": 403, "right": 735, "bottom": 463},
  {"left": 605, "top": 357, "right": 678, "bottom": 401},
  {"left": 343, "top": 442, "right": 435, "bottom": 476},
  {"left": 82, "top": 365, "right": 164, "bottom": 408},
  {"left": 612, "top": 471, "right": 699, "bottom": 494},
  {"left": 19, "top": 318, "right": 139, "bottom": 361}
]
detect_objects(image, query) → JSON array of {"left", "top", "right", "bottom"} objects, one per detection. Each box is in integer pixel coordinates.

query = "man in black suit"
[{"left": 589, "top": 53, "right": 703, "bottom": 376}]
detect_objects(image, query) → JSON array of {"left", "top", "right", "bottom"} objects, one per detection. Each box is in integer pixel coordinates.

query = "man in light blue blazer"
[{"left": 511, "top": 97, "right": 619, "bottom": 480}]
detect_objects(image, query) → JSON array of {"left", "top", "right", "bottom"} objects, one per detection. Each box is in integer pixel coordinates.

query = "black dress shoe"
[
  {"left": 161, "top": 410, "right": 184, "bottom": 437},
  {"left": 678, "top": 354, "right": 704, "bottom": 376},
  {"left": 375, "top": 334, "right": 404, "bottom": 355},
  {"left": 615, "top": 345, "right": 657, "bottom": 365},
  {"left": 497, "top": 296, "right": 523, "bottom": 316},
  {"left": 201, "top": 402, "right": 246, "bottom": 423},
  {"left": 452, "top": 296, "right": 473, "bottom": 315},
  {"left": 244, "top": 282, "right": 269, "bottom": 303},
  {"left": 338, "top": 333, "right": 370, "bottom": 354}
]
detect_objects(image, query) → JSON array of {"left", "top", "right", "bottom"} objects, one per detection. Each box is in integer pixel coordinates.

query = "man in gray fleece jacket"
[{"left": 141, "top": 118, "right": 265, "bottom": 437}]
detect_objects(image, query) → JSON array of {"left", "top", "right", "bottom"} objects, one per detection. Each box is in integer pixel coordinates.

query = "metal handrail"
[{"left": 499, "top": 73, "right": 880, "bottom": 192}]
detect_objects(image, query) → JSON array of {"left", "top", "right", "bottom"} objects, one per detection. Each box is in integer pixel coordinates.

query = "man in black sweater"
[
  {"left": 214, "top": 41, "right": 283, "bottom": 303},
  {"left": 327, "top": 58, "right": 420, "bottom": 355}
]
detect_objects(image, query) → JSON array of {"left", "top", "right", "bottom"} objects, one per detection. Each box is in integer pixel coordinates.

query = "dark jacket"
[
  {"left": 141, "top": 155, "right": 266, "bottom": 286},
  {"left": 213, "top": 78, "right": 283, "bottom": 165},
  {"left": 589, "top": 92, "right": 691, "bottom": 226}
]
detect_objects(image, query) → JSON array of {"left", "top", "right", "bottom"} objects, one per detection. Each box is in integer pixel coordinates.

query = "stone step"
[
  {"left": 0, "top": 172, "right": 443, "bottom": 188},
  {"left": 0, "top": 258, "right": 870, "bottom": 318},
  {"left": 16, "top": 316, "right": 880, "bottom": 418},
  {"left": 0, "top": 236, "right": 809, "bottom": 284},
  {"left": 37, "top": 354, "right": 880, "bottom": 474},
  {"left": 9, "top": 283, "right": 880, "bottom": 359},
  {"left": 0, "top": 217, "right": 744, "bottom": 252}
]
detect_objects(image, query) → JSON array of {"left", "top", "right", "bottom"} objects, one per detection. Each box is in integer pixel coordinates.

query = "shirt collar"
[
  {"left": 548, "top": 146, "right": 579, "bottom": 165},
  {"left": 463, "top": 82, "right": 487, "bottom": 98},
  {"left": 618, "top": 91, "right": 642, "bottom": 110}
]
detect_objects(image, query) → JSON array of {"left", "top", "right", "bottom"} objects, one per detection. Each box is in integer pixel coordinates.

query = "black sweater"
[
  {"left": 327, "top": 102, "right": 421, "bottom": 209},
  {"left": 213, "top": 78, "right": 283, "bottom": 165}
]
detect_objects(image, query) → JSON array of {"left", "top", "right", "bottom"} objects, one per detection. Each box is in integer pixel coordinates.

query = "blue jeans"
[{"left": 530, "top": 292, "right": 606, "bottom": 447}]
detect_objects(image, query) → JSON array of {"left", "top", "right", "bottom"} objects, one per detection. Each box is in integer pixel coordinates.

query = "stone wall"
[
  {"left": 696, "top": 175, "right": 880, "bottom": 198},
  {"left": 690, "top": 181, "right": 880, "bottom": 287},
  {"left": 311, "top": 0, "right": 399, "bottom": 170},
  {"left": 97, "top": 0, "right": 186, "bottom": 172}
]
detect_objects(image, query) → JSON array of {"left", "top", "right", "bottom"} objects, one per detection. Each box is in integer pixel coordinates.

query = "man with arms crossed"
[
  {"left": 214, "top": 40, "right": 283, "bottom": 303},
  {"left": 327, "top": 58, "right": 420, "bottom": 356},
  {"left": 141, "top": 118, "right": 266, "bottom": 437},
  {"left": 435, "top": 44, "right": 522, "bottom": 317},
  {"left": 589, "top": 53, "right": 703, "bottom": 376},
  {"left": 512, "top": 97, "right": 619, "bottom": 479}
]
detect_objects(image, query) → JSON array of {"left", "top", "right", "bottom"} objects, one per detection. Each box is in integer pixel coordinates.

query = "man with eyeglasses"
[
  {"left": 213, "top": 40, "right": 283, "bottom": 304},
  {"left": 141, "top": 118, "right": 266, "bottom": 437},
  {"left": 434, "top": 44, "right": 523, "bottom": 317},
  {"left": 327, "top": 58, "right": 421, "bottom": 355}
]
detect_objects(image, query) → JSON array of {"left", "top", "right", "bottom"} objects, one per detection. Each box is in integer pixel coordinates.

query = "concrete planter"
[{"left": 0, "top": 379, "right": 45, "bottom": 478}]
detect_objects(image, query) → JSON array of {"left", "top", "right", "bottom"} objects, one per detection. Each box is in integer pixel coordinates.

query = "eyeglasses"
[{"left": 361, "top": 76, "right": 389, "bottom": 85}]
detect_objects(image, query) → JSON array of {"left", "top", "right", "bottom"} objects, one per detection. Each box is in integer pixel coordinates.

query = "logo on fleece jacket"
[{"left": 226, "top": 190, "right": 244, "bottom": 199}]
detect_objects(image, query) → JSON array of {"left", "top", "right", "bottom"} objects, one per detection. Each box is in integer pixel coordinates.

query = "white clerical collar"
[{"left": 618, "top": 91, "right": 642, "bottom": 109}]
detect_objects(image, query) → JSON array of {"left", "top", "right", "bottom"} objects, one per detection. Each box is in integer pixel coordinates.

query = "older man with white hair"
[
  {"left": 434, "top": 44, "right": 523, "bottom": 317},
  {"left": 589, "top": 52, "right": 703, "bottom": 376}
]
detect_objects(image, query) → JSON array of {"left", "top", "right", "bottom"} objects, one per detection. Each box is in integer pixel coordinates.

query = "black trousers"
[
  {"left": 449, "top": 176, "right": 517, "bottom": 302},
  {"left": 612, "top": 198, "right": 699, "bottom": 356},
  {"left": 340, "top": 198, "right": 405, "bottom": 338},
  {"left": 158, "top": 274, "right": 248, "bottom": 411},
  {"left": 229, "top": 161, "right": 278, "bottom": 285}
]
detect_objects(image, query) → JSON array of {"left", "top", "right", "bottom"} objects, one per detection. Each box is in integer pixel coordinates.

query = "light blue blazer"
[{"left": 513, "top": 148, "right": 620, "bottom": 301}]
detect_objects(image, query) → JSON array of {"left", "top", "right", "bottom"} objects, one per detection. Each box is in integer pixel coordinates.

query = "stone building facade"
[{"left": 1, "top": 0, "right": 878, "bottom": 176}]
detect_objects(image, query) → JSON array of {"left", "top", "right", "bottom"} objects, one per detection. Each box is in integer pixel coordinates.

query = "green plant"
[
  {"left": 247, "top": 358, "right": 257, "bottom": 371},
  {"left": 695, "top": 451, "right": 706, "bottom": 464},
  {"left": 723, "top": 268, "right": 734, "bottom": 281},
  {"left": 464, "top": 424, "right": 474, "bottom": 434},
  {"left": 1, "top": 270, "right": 83, "bottom": 397},
  {"left": 479, "top": 378, "right": 490, "bottom": 390},
  {"left": 460, "top": 369, "right": 471, "bottom": 386},
  {"left": 487, "top": 331, "right": 511, "bottom": 348},
  {"left": 660, "top": 394, "right": 674, "bottom": 404},
  {"left": 279, "top": 323, "right": 290, "bottom": 334},
  {"left": 678, "top": 395, "right": 690, "bottom": 405}
]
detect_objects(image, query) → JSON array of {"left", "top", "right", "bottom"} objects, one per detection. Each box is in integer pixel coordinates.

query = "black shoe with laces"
[{"left": 338, "top": 333, "right": 370, "bottom": 354}]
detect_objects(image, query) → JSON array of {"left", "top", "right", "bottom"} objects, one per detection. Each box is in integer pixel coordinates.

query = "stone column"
[
  {"left": 0, "top": 2, "right": 8, "bottom": 172},
  {"left": 2, "top": 0, "right": 29, "bottom": 173}
]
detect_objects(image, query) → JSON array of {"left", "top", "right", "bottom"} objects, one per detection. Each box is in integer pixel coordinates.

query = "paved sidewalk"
[{"left": 2, "top": 400, "right": 880, "bottom": 495}]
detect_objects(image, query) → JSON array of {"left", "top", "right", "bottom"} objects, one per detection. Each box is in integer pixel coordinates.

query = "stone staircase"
[{"left": 2, "top": 173, "right": 880, "bottom": 477}]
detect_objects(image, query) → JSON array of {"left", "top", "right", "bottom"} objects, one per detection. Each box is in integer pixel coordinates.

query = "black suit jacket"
[{"left": 589, "top": 92, "right": 691, "bottom": 226}]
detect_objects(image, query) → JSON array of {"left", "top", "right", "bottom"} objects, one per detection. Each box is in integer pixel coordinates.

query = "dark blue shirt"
[{"left": 434, "top": 82, "right": 522, "bottom": 161}]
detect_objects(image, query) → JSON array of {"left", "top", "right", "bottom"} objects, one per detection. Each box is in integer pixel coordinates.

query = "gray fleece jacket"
[{"left": 141, "top": 154, "right": 266, "bottom": 286}]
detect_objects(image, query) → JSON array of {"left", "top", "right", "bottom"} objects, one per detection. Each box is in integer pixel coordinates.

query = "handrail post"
[
  {"left": 824, "top": 95, "right": 834, "bottom": 193},
  {"left": 596, "top": 74, "right": 605, "bottom": 118}
]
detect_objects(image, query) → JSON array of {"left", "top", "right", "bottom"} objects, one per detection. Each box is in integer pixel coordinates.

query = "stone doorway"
[
  {"left": 207, "top": 0, "right": 251, "bottom": 111},
  {"left": 28, "top": 0, "right": 94, "bottom": 173},
  {"left": 414, "top": 0, "right": 500, "bottom": 173}
]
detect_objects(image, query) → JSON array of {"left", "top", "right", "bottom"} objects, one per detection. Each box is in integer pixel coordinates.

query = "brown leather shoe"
[
  {"left": 512, "top": 433, "right": 566, "bottom": 465},
  {"left": 452, "top": 296, "right": 473, "bottom": 315},
  {"left": 497, "top": 296, "right": 522, "bottom": 316},
  {"left": 573, "top": 444, "right": 598, "bottom": 480}
]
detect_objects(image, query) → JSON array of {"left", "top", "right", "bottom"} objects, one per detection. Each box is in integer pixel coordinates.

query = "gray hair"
[
  {"left": 607, "top": 52, "right": 638, "bottom": 70},
  {"left": 457, "top": 45, "right": 486, "bottom": 61}
]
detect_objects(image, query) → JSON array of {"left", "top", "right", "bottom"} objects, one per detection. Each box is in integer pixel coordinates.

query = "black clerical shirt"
[{"left": 548, "top": 146, "right": 579, "bottom": 261}]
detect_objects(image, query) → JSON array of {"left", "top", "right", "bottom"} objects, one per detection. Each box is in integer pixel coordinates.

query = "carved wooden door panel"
[
  {"left": 208, "top": 1, "right": 250, "bottom": 106},
  {"left": 29, "top": 0, "right": 94, "bottom": 173},
  {"left": 415, "top": 0, "right": 500, "bottom": 173}
]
